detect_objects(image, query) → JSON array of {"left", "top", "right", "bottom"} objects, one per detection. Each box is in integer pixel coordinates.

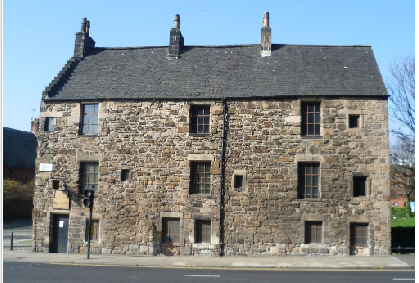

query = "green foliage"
[
  {"left": 392, "top": 217, "right": 415, "bottom": 227},
  {"left": 391, "top": 207, "right": 413, "bottom": 218},
  {"left": 3, "top": 179, "right": 34, "bottom": 202}
]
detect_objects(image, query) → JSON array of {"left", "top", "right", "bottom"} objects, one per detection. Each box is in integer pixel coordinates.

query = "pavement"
[{"left": 3, "top": 218, "right": 415, "bottom": 270}]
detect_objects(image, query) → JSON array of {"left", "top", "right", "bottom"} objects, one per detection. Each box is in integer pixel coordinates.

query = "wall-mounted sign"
[{"left": 40, "top": 163, "right": 53, "bottom": 172}]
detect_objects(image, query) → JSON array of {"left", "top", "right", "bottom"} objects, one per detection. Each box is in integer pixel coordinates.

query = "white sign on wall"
[{"left": 39, "top": 163, "right": 53, "bottom": 172}]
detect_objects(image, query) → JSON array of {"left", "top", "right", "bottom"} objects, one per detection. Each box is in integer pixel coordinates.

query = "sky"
[{"left": 2, "top": 0, "right": 415, "bottom": 142}]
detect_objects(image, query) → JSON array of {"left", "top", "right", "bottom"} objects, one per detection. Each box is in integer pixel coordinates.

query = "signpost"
[{"left": 83, "top": 186, "right": 94, "bottom": 259}]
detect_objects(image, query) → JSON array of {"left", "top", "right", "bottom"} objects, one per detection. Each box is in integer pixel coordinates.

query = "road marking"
[
  {"left": 393, "top": 279, "right": 415, "bottom": 281},
  {"left": 185, "top": 275, "right": 221, "bottom": 278}
]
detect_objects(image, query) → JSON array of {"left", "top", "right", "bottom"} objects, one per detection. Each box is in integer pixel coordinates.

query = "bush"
[
  {"left": 3, "top": 179, "right": 34, "bottom": 202},
  {"left": 391, "top": 207, "right": 413, "bottom": 218}
]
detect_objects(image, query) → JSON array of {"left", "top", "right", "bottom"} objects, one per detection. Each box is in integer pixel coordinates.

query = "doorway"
[{"left": 52, "top": 214, "right": 69, "bottom": 253}]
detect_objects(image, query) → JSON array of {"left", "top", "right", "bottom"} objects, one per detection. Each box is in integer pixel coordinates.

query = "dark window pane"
[
  {"left": 353, "top": 176, "right": 367, "bottom": 197},
  {"left": 308, "top": 125, "right": 314, "bottom": 135},
  {"left": 315, "top": 124, "right": 320, "bottom": 135},
  {"left": 315, "top": 113, "right": 320, "bottom": 123},
  {"left": 234, "top": 175, "right": 243, "bottom": 189}
]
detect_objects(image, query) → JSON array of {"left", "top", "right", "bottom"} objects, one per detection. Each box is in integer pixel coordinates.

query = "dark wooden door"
[{"left": 52, "top": 214, "right": 69, "bottom": 253}]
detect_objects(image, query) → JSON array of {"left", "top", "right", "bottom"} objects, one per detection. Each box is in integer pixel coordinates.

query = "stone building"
[{"left": 33, "top": 13, "right": 391, "bottom": 256}]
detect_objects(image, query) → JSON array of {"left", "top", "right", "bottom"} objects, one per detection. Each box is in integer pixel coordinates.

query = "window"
[
  {"left": 81, "top": 104, "right": 98, "bottom": 134},
  {"left": 348, "top": 114, "right": 360, "bottom": 128},
  {"left": 234, "top": 175, "right": 243, "bottom": 189},
  {"left": 190, "top": 162, "right": 211, "bottom": 194},
  {"left": 298, "top": 163, "right": 319, "bottom": 199},
  {"left": 353, "top": 176, "right": 367, "bottom": 197},
  {"left": 81, "top": 162, "right": 98, "bottom": 191},
  {"left": 163, "top": 218, "right": 180, "bottom": 244},
  {"left": 85, "top": 220, "right": 99, "bottom": 241},
  {"left": 301, "top": 102, "right": 320, "bottom": 136},
  {"left": 44, "top": 117, "right": 54, "bottom": 131},
  {"left": 350, "top": 223, "right": 368, "bottom": 247},
  {"left": 394, "top": 193, "right": 398, "bottom": 198},
  {"left": 190, "top": 105, "right": 210, "bottom": 134},
  {"left": 196, "top": 220, "right": 211, "bottom": 243},
  {"left": 121, "top": 169, "right": 130, "bottom": 182},
  {"left": 305, "top": 221, "right": 322, "bottom": 244},
  {"left": 53, "top": 180, "right": 59, "bottom": 190}
]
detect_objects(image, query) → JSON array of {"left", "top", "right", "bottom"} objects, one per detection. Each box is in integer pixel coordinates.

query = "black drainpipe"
[{"left": 219, "top": 98, "right": 227, "bottom": 256}]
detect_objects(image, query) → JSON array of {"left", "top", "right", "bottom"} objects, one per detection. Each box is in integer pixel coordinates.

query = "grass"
[{"left": 391, "top": 217, "right": 415, "bottom": 227}]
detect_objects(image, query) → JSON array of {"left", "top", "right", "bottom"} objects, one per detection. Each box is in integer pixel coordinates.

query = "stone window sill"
[
  {"left": 189, "top": 193, "right": 214, "bottom": 199},
  {"left": 300, "top": 135, "right": 323, "bottom": 139},
  {"left": 189, "top": 133, "right": 211, "bottom": 137}
]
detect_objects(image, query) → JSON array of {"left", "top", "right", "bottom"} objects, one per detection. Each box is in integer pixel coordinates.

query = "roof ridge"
[{"left": 93, "top": 44, "right": 372, "bottom": 50}]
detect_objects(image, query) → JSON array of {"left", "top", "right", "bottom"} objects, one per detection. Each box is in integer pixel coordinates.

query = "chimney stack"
[
  {"left": 261, "top": 12, "right": 271, "bottom": 57},
  {"left": 74, "top": 17, "right": 95, "bottom": 59},
  {"left": 168, "top": 14, "right": 184, "bottom": 59}
]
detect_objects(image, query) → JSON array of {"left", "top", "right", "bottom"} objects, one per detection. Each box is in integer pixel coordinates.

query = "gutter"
[{"left": 219, "top": 98, "right": 227, "bottom": 256}]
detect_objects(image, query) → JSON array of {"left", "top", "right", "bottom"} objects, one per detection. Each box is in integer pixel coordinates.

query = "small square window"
[
  {"left": 349, "top": 115, "right": 360, "bottom": 128},
  {"left": 196, "top": 220, "right": 211, "bottom": 243},
  {"left": 190, "top": 105, "right": 210, "bottom": 134},
  {"left": 305, "top": 221, "right": 322, "bottom": 244},
  {"left": 353, "top": 176, "right": 367, "bottom": 197},
  {"left": 121, "top": 169, "right": 130, "bottom": 182},
  {"left": 234, "top": 175, "right": 243, "bottom": 189},
  {"left": 44, "top": 117, "right": 54, "bottom": 132}
]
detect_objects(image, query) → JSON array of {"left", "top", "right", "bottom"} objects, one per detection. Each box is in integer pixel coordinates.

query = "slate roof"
[
  {"left": 3, "top": 127, "right": 37, "bottom": 170},
  {"left": 45, "top": 44, "right": 387, "bottom": 101}
]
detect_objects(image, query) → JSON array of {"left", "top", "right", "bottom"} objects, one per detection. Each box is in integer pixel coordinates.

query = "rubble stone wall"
[{"left": 33, "top": 98, "right": 390, "bottom": 256}]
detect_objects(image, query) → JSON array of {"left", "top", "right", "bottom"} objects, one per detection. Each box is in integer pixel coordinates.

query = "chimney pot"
[
  {"left": 81, "top": 17, "right": 87, "bottom": 32},
  {"left": 174, "top": 14, "right": 180, "bottom": 29},
  {"left": 263, "top": 11, "right": 269, "bottom": 27}
]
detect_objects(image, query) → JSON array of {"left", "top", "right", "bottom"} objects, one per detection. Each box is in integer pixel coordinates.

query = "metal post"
[
  {"left": 10, "top": 232, "right": 13, "bottom": 250},
  {"left": 87, "top": 206, "right": 92, "bottom": 259}
]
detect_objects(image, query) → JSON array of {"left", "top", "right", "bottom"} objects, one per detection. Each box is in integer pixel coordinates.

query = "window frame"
[
  {"left": 44, "top": 117, "right": 54, "bottom": 132},
  {"left": 298, "top": 163, "right": 320, "bottom": 199},
  {"left": 81, "top": 103, "right": 99, "bottom": 135},
  {"left": 190, "top": 105, "right": 210, "bottom": 135},
  {"left": 121, "top": 169, "right": 130, "bottom": 182},
  {"left": 353, "top": 176, "right": 367, "bottom": 197},
  {"left": 163, "top": 218, "right": 180, "bottom": 245},
  {"left": 305, "top": 221, "right": 323, "bottom": 244},
  {"left": 301, "top": 102, "right": 321, "bottom": 136},
  {"left": 234, "top": 175, "right": 244, "bottom": 189},
  {"left": 81, "top": 162, "right": 99, "bottom": 192},
  {"left": 190, "top": 162, "right": 211, "bottom": 194},
  {"left": 350, "top": 223, "right": 368, "bottom": 247},
  {"left": 348, "top": 114, "right": 360, "bottom": 129},
  {"left": 196, "top": 220, "right": 211, "bottom": 243}
]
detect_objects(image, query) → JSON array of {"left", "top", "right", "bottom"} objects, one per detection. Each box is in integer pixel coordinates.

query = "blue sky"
[{"left": 3, "top": 0, "right": 415, "bottom": 141}]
